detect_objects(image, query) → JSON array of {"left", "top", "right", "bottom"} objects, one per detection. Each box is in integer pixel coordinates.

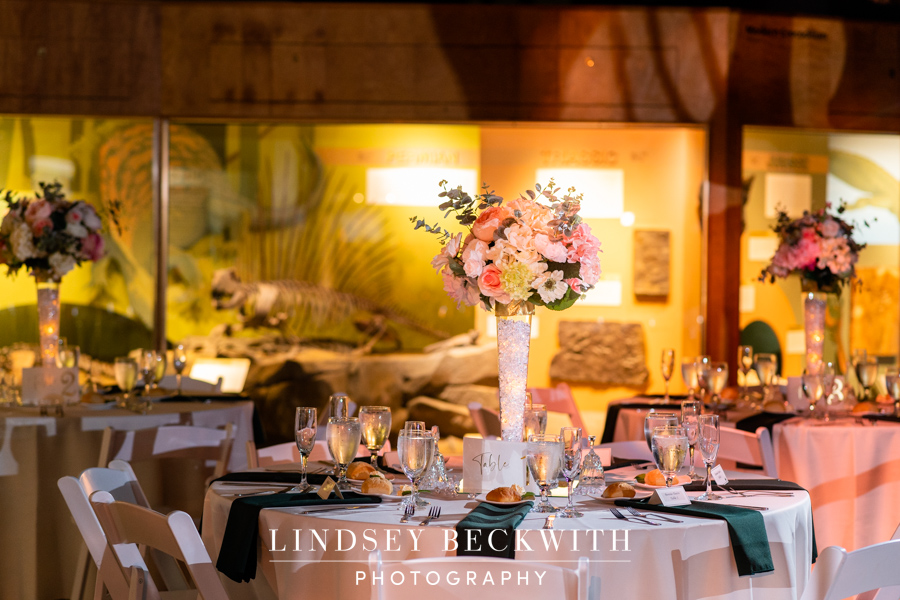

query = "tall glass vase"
[
  {"left": 495, "top": 301, "right": 533, "bottom": 441},
  {"left": 803, "top": 288, "right": 828, "bottom": 376},
  {"left": 35, "top": 274, "right": 61, "bottom": 367}
]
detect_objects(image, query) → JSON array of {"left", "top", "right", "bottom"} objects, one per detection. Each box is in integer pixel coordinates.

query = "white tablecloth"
[
  {"left": 203, "top": 467, "right": 815, "bottom": 600},
  {"left": 0, "top": 400, "right": 255, "bottom": 600},
  {"left": 773, "top": 417, "right": 900, "bottom": 552}
]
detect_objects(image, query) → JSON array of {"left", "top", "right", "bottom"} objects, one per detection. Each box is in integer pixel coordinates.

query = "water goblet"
[
  {"left": 643, "top": 411, "right": 679, "bottom": 452},
  {"left": 114, "top": 357, "right": 139, "bottom": 409},
  {"left": 856, "top": 356, "right": 878, "bottom": 403},
  {"left": 140, "top": 350, "right": 159, "bottom": 395},
  {"left": 292, "top": 407, "right": 317, "bottom": 492},
  {"left": 696, "top": 414, "right": 722, "bottom": 501},
  {"left": 326, "top": 416, "right": 360, "bottom": 490},
  {"left": 558, "top": 427, "right": 583, "bottom": 518},
  {"left": 57, "top": 343, "right": 80, "bottom": 369},
  {"left": 526, "top": 433, "right": 562, "bottom": 513},
  {"left": 661, "top": 349, "right": 675, "bottom": 402},
  {"left": 851, "top": 348, "right": 867, "bottom": 397},
  {"left": 153, "top": 352, "right": 167, "bottom": 391},
  {"left": 523, "top": 404, "right": 548, "bottom": 442},
  {"left": 173, "top": 344, "right": 187, "bottom": 395},
  {"left": 398, "top": 429, "right": 435, "bottom": 511},
  {"left": 359, "top": 406, "right": 392, "bottom": 468},
  {"left": 738, "top": 345, "right": 754, "bottom": 405},
  {"left": 651, "top": 426, "right": 689, "bottom": 487},
  {"left": 885, "top": 368, "right": 900, "bottom": 418},
  {"left": 682, "top": 359, "right": 699, "bottom": 400},
  {"left": 754, "top": 353, "right": 777, "bottom": 404},
  {"left": 404, "top": 421, "right": 425, "bottom": 432},
  {"left": 681, "top": 400, "right": 703, "bottom": 480},
  {"left": 801, "top": 370, "right": 825, "bottom": 419},
  {"left": 694, "top": 356, "right": 712, "bottom": 403}
]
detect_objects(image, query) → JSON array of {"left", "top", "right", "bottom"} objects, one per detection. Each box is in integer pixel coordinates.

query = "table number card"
[
  {"left": 317, "top": 476, "right": 343, "bottom": 500},
  {"left": 21, "top": 367, "right": 79, "bottom": 406},
  {"left": 462, "top": 438, "right": 538, "bottom": 493},
  {"left": 649, "top": 486, "right": 691, "bottom": 506},
  {"left": 711, "top": 465, "right": 729, "bottom": 486}
]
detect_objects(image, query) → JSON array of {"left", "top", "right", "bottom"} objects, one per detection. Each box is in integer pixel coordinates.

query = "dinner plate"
[{"left": 348, "top": 472, "right": 397, "bottom": 482}]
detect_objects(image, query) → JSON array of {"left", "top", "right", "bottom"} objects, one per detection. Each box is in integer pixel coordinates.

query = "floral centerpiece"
[
  {"left": 758, "top": 204, "right": 866, "bottom": 376},
  {"left": 0, "top": 182, "right": 106, "bottom": 366},
  {"left": 413, "top": 180, "right": 602, "bottom": 440}
]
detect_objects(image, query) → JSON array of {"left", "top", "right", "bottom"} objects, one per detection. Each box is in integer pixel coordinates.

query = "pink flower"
[
  {"left": 478, "top": 264, "right": 511, "bottom": 304},
  {"left": 80, "top": 232, "right": 105, "bottom": 261},
  {"left": 534, "top": 233, "right": 568, "bottom": 262},
  {"left": 472, "top": 206, "right": 512, "bottom": 242},
  {"left": 462, "top": 239, "right": 488, "bottom": 278},
  {"left": 506, "top": 198, "right": 551, "bottom": 231},
  {"left": 565, "top": 223, "right": 601, "bottom": 263},
  {"left": 566, "top": 278, "right": 588, "bottom": 293},
  {"left": 431, "top": 233, "right": 461, "bottom": 272},
  {"left": 578, "top": 254, "right": 602, "bottom": 286},
  {"left": 505, "top": 224, "right": 534, "bottom": 252},
  {"left": 24, "top": 200, "right": 52, "bottom": 224},
  {"left": 441, "top": 269, "right": 480, "bottom": 308},
  {"left": 818, "top": 217, "right": 841, "bottom": 238},
  {"left": 31, "top": 218, "right": 53, "bottom": 236}
]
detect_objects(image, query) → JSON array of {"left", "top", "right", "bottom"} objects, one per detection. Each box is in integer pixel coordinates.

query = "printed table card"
[
  {"left": 21, "top": 367, "right": 79, "bottom": 406},
  {"left": 462, "top": 438, "right": 538, "bottom": 494},
  {"left": 649, "top": 486, "right": 691, "bottom": 506},
  {"left": 711, "top": 465, "right": 729, "bottom": 486}
]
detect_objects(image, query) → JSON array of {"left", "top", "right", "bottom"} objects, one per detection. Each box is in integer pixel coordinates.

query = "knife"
[{"left": 296, "top": 505, "right": 382, "bottom": 515}]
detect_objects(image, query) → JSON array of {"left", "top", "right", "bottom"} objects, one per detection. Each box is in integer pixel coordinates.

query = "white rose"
[
  {"left": 49, "top": 252, "right": 76, "bottom": 278},
  {"left": 10, "top": 223, "right": 36, "bottom": 260},
  {"left": 66, "top": 221, "right": 88, "bottom": 238},
  {"left": 80, "top": 204, "right": 102, "bottom": 230}
]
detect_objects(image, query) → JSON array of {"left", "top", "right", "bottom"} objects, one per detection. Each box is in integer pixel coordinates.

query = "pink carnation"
[
  {"left": 565, "top": 223, "right": 601, "bottom": 263},
  {"left": 566, "top": 278, "right": 589, "bottom": 293},
  {"left": 578, "top": 254, "right": 602, "bottom": 286},
  {"left": 534, "top": 233, "right": 568, "bottom": 262},
  {"left": 80, "top": 232, "right": 105, "bottom": 261}
]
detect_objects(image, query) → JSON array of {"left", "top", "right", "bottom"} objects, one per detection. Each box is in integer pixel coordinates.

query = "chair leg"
[{"left": 70, "top": 544, "right": 90, "bottom": 600}]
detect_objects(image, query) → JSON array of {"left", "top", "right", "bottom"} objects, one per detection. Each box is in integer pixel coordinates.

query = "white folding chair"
[
  {"left": 717, "top": 426, "right": 778, "bottom": 478},
  {"left": 799, "top": 539, "right": 900, "bottom": 600},
  {"left": 368, "top": 550, "right": 589, "bottom": 600},
  {"left": 467, "top": 402, "right": 501, "bottom": 439},
  {"left": 157, "top": 374, "right": 223, "bottom": 393},
  {"left": 90, "top": 490, "right": 230, "bottom": 600}
]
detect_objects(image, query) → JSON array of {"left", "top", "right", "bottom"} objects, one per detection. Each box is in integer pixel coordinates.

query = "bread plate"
[
  {"left": 589, "top": 490, "right": 652, "bottom": 503},
  {"left": 480, "top": 498, "right": 534, "bottom": 507}
]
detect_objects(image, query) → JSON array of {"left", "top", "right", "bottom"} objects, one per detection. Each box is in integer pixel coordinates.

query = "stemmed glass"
[
  {"left": 644, "top": 412, "right": 679, "bottom": 452},
  {"left": 696, "top": 414, "right": 722, "bottom": 501},
  {"left": 173, "top": 345, "right": 187, "bottom": 395},
  {"left": 681, "top": 400, "right": 703, "bottom": 480},
  {"left": 398, "top": 429, "right": 435, "bottom": 511},
  {"left": 330, "top": 393, "right": 352, "bottom": 419},
  {"left": 708, "top": 362, "right": 729, "bottom": 407},
  {"left": 738, "top": 345, "right": 754, "bottom": 406},
  {"left": 661, "top": 349, "right": 675, "bottom": 403},
  {"left": 851, "top": 349, "right": 867, "bottom": 398},
  {"left": 525, "top": 433, "right": 562, "bottom": 513},
  {"left": 681, "top": 359, "right": 699, "bottom": 400},
  {"left": 404, "top": 421, "right": 425, "bottom": 432},
  {"left": 326, "top": 416, "right": 360, "bottom": 490},
  {"left": 885, "top": 368, "right": 900, "bottom": 418},
  {"left": 114, "top": 357, "right": 138, "bottom": 409},
  {"left": 292, "top": 407, "right": 317, "bottom": 492},
  {"left": 153, "top": 352, "right": 167, "bottom": 392},
  {"left": 359, "top": 406, "right": 392, "bottom": 468},
  {"left": 651, "top": 426, "right": 689, "bottom": 487},
  {"left": 559, "top": 427, "right": 582, "bottom": 518},
  {"left": 754, "top": 353, "right": 777, "bottom": 405},
  {"left": 802, "top": 370, "right": 825, "bottom": 420},
  {"left": 523, "top": 404, "right": 548, "bottom": 442},
  {"left": 57, "top": 341, "right": 80, "bottom": 369},
  {"left": 694, "top": 356, "right": 712, "bottom": 403},
  {"left": 140, "top": 350, "right": 159, "bottom": 395},
  {"left": 855, "top": 355, "right": 878, "bottom": 403}
]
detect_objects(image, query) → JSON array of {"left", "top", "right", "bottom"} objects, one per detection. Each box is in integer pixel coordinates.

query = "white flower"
[
  {"left": 49, "top": 252, "right": 76, "bottom": 278},
  {"left": 10, "top": 223, "right": 36, "bottom": 260},
  {"left": 0, "top": 210, "right": 18, "bottom": 236},
  {"left": 65, "top": 221, "right": 88, "bottom": 238},
  {"left": 533, "top": 269, "right": 568, "bottom": 303}
]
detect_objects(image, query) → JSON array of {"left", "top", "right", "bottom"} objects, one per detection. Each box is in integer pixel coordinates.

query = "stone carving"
[
  {"left": 549, "top": 321, "right": 649, "bottom": 386},
  {"left": 633, "top": 230, "right": 670, "bottom": 297}
]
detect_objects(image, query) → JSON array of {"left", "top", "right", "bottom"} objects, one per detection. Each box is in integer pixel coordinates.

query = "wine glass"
[
  {"left": 681, "top": 400, "right": 703, "bottom": 480},
  {"left": 738, "top": 345, "right": 754, "bottom": 405},
  {"left": 661, "top": 349, "right": 675, "bottom": 402},
  {"left": 558, "top": 427, "right": 582, "bottom": 518},
  {"left": 359, "top": 406, "right": 392, "bottom": 468},
  {"left": 80, "top": 352, "right": 95, "bottom": 394},
  {"left": 801, "top": 370, "right": 825, "bottom": 420},
  {"left": 153, "top": 352, "right": 167, "bottom": 391},
  {"left": 398, "top": 429, "right": 435, "bottom": 511},
  {"left": 326, "top": 416, "right": 360, "bottom": 490},
  {"left": 694, "top": 356, "right": 712, "bottom": 402},
  {"left": 708, "top": 362, "right": 728, "bottom": 406},
  {"left": 856, "top": 356, "right": 878, "bottom": 403},
  {"left": 140, "top": 350, "right": 159, "bottom": 395},
  {"left": 173, "top": 344, "right": 187, "bottom": 395},
  {"left": 526, "top": 433, "right": 562, "bottom": 513},
  {"left": 851, "top": 349, "right": 867, "bottom": 397},
  {"left": 754, "top": 353, "right": 777, "bottom": 404},
  {"left": 523, "top": 404, "right": 548, "bottom": 442},
  {"left": 292, "top": 407, "right": 317, "bottom": 492},
  {"left": 681, "top": 359, "right": 699, "bottom": 400},
  {"left": 404, "top": 421, "right": 425, "bottom": 432},
  {"left": 114, "top": 357, "right": 138, "bottom": 409},
  {"left": 644, "top": 412, "right": 679, "bottom": 451},
  {"left": 885, "top": 368, "right": 900, "bottom": 418},
  {"left": 651, "top": 426, "right": 689, "bottom": 487},
  {"left": 696, "top": 414, "right": 722, "bottom": 501},
  {"left": 57, "top": 343, "right": 80, "bottom": 369}
]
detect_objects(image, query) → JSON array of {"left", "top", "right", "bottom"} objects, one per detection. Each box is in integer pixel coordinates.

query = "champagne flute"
[
  {"left": 801, "top": 370, "right": 825, "bottom": 420},
  {"left": 681, "top": 359, "right": 699, "bottom": 400},
  {"left": 681, "top": 400, "right": 703, "bottom": 480},
  {"left": 526, "top": 433, "right": 562, "bottom": 513},
  {"left": 173, "top": 344, "right": 187, "bottom": 395},
  {"left": 559, "top": 427, "right": 582, "bottom": 518},
  {"left": 114, "top": 357, "right": 138, "bottom": 409},
  {"left": 292, "top": 407, "right": 317, "bottom": 492},
  {"left": 326, "top": 417, "right": 360, "bottom": 490},
  {"left": 694, "top": 356, "right": 712, "bottom": 403},
  {"left": 885, "top": 368, "right": 900, "bottom": 418},
  {"left": 644, "top": 412, "right": 679, "bottom": 452},
  {"left": 709, "top": 362, "right": 729, "bottom": 406},
  {"left": 696, "top": 414, "right": 721, "bottom": 501},
  {"left": 139, "top": 349, "right": 158, "bottom": 395},
  {"left": 523, "top": 404, "right": 548, "bottom": 442},
  {"left": 738, "top": 345, "right": 754, "bottom": 405},
  {"left": 652, "top": 426, "right": 688, "bottom": 487},
  {"left": 398, "top": 429, "right": 435, "bottom": 511},
  {"left": 359, "top": 406, "right": 391, "bottom": 468},
  {"left": 153, "top": 352, "right": 167, "bottom": 391},
  {"left": 661, "top": 349, "right": 675, "bottom": 403},
  {"left": 754, "top": 353, "right": 777, "bottom": 404}
]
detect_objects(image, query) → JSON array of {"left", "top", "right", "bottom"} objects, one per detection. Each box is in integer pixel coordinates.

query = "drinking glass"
[
  {"left": 661, "top": 349, "right": 675, "bottom": 402},
  {"left": 694, "top": 356, "right": 712, "bottom": 402},
  {"left": 652, "top": 426, "right": 689, "bottom": 487},
  {"left": 696, "top": 414, "right": 722, "bottom": 501},
  {"left": 754, "top": 353, "right": 777, "bottom": 404},
  {"left": 558, "top": 427, "right": 582, "bottom": 518},
  {"left": 80, "top": 353, "right": 95, "bottom": 393},
  {"left": 523, "top": 404, "right": 548, "bottom": 442},
  {"left": 681, "top": 400, "right": 703, "bottom": 480},
  {"left": 140, "top": 350, "right": 159, "bottom": 395},
  {"left": 579, "top": 435, "right": 605, "bottom": 495},
  {"left": 885, "top": 368, "right": 900, "bottom": 418},
  {"left": 851, "top": 349, "right": 867, "bottom": 397},
  {"left": 114, "top": 357, "right": 139, "bottom": 408},
  {"left": 738, "top": 345, "right": 754, "bottom": 405},
  {"left": 681, "top": 359, "right": 699, "bottom": 400},
  {"left": 398, "top": 429, "right": 435, "bottom": 511},
  {"left": 153, "top": 352, "right": 167, "bottom": 391},
  {"left": 802, "top": 370, "right": 825, "bottom": 419},
  {"left": 856, "top": 356, "right": 878, "bottom": 403},
  {"left": 292, "top": 407, "right": 317, "bottom": 492},
  {"left": 330, "top": 393, "right": 351, "bottom": 419},
  {"left": 404, "top": 421, "right": 425, "bottom": 432},
  {"left": 57, "top": 343, "right": 80, "bottom": 369},
  {"left": 173, "top": 344, "right": 187, "bottom": 394},
  {"left": 359, "top": 406, "right": 392, "bottom": 467},
  {"left": 708, "top": 362, "right": 728, "bottom": 406},
  {"left": 526, "top": 433, "right": 562, "bottom": 513},
  {"left": 326, "top": 416, "right": 361, "bottom": 490},
  {"left": 644, "top": 412, "right": 679, "bottom": 452}
]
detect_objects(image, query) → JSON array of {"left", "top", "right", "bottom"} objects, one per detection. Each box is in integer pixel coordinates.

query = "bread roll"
[
  {"left": 485, "top": 486, "right": 522, "bottom": 502},
  {"left": 361, "top": 474, "right": 393, "bottom": 495},
  {"left": 853, "top": 401, "right": 877, "bottom": 414},
  {"left": 601, "top": 482, "right": 636, "bottom": 498},
  {"left": 347, "top": 462, "right": 376, "bottom": 480}
]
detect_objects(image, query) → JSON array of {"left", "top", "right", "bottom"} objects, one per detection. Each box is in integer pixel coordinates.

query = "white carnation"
[
  {"left": 49, "top": 252, "right": 76, "bottom": 278},
  {"left": 66, "top": 221, "right": 88, "bottom": 238},
  {"left": 10, "top": 223, "right": 36, "bottom": 260}
]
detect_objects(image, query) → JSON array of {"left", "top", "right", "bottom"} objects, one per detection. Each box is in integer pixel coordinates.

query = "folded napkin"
[
  {"left": 734, "top": 412, "right": 796, "bottom": 434},
  {"left": 613, "top": 497, "right": 773, "bottom": 576},
  {"left": 216, "top": 491, "right": 381, "bottom": 582},
  {"left": 456, "top": 501, "right": 533, "bottom": 559}
]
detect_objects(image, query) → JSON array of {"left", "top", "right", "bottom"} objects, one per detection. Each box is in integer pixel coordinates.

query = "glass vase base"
[
  {"left": 557, "top": 508, "right": 583, "bottom": 518},
  {"left": 696, "top": 492, "right": 723, "bottom": 501},
  {"left": 531, "top": 504, "right": 558, "bottom": 513}
]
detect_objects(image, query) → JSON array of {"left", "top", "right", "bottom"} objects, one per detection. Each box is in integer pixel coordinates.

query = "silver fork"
[
  {"left": 400, "top": 504, "right": 414, "bottom": 523},
  {"left": 720, "top": 485, "right": 793, "bottom": 497},
  {"left": 609, "top": 507, "right": 661, "bottom": 526},
  {"left": 625, "top": 506, "right": 683, "bottom": 523},
  {"left": 420, "top": 506, "right": 441, "bottom": 525}
]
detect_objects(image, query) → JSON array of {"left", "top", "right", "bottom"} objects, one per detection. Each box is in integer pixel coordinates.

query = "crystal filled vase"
[
  {"left": 495, "top": 301, "right": 533, "bottom": 441},
  {"left": 35, "top": 274, "right": 61, "bottom": 367},
  {"left": 802, "top": 286, "right": 829, "bottom": 375}
]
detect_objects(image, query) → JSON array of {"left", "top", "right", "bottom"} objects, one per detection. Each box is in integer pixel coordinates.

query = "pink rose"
[
  {"left": 478, "top": 264, "right": 510, "bottom": 304},
  {"left": 566, "top": 278, "right": 588, "bottom": 293},
  {"left": 818, "top": 217, "right": 840, "bottom": 238},
  {"left": 24, "top": 200, "right": 52, "bottom": 224},
  {"left": 472, "top": 206, "right": 512, "bottom": 242},
  {"left": 31, "top": 218, "right": 53, "bottom": 236},
  {"left": 80, "top": 232, "right": 105, "bottom": 261},
  {"left": 534, "top": 233, "right": 568, "bottom": 262},
  {"left": 462, "top": 239, "right": 488, "bottom": 278}
]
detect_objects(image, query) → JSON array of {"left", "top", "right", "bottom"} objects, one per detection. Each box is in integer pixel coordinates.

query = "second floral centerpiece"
[{"left": 413, "top": 180, "right": 602, "bottom": 440}]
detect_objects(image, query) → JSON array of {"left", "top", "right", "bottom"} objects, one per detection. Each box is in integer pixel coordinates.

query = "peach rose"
[
  {"left": 24, "top": 200, "right": 52, "bottom": 225},
  {"left": 472, "top": 206, "right": 512, "bottom": 242},
  {"left": 478, "top": 264, "right": 510, "bottom": 304}
]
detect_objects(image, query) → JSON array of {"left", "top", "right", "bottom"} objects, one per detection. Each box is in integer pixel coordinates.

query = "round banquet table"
[
  {"left": 773, "top": 416, "right": 900, "bottom": 552},
  {"left": 203, "top": 465, "right": 815, "bottom": 600}
]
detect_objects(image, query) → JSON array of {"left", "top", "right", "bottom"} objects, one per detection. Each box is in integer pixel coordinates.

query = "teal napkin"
[
  {"left": 614, "top": 498, "right": 774, "bottom": 576},
  {"left": 456, "top": 502, "right": 533, "bottom": 559},
  {"left": 216, "top": 492, "right": 381, "bottom": 582}
]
